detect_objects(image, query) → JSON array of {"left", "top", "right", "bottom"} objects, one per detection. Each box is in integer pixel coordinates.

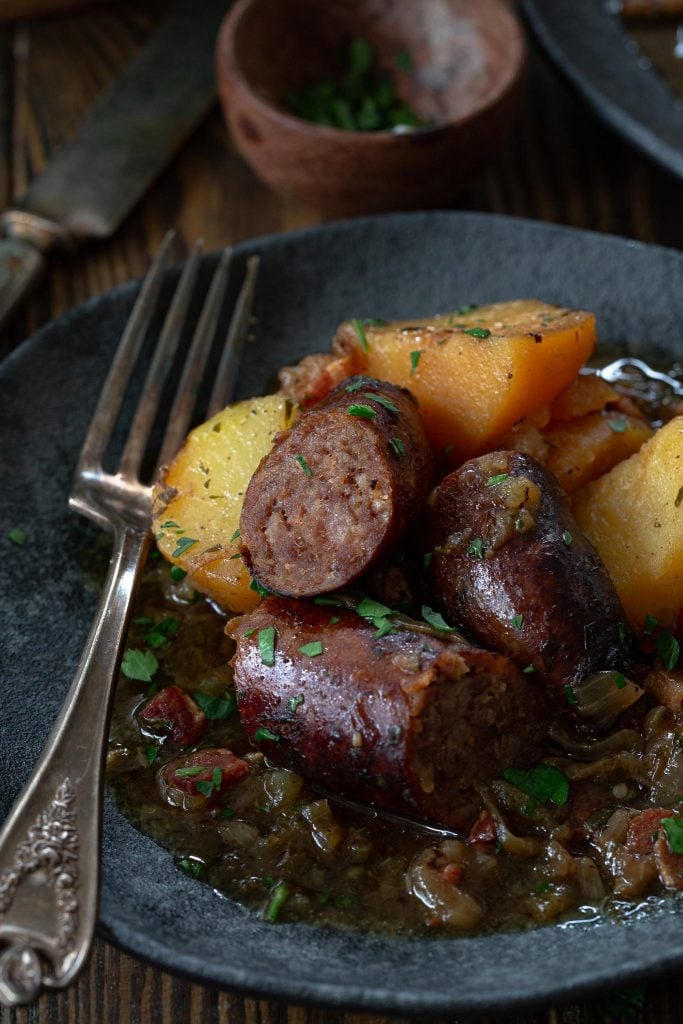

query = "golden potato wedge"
[
  {"left": 152, "top": 395, "right": 293, "bottom": 612},
  {"left": 335, "top": 299, "right": 596, "bottom": 462},
  {"left": 573, "top": 416, "right": 683, "bottom": 630}
]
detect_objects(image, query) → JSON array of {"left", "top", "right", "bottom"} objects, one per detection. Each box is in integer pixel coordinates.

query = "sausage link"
[
  {"left": 239, "top": 376, "right": 434, "bottom": 596},
  {"left": 227, "top": 596, "right": 550, "bottom": 830},
  {"left": 427, "top": 450, "right": 629, "bottom": 704}
]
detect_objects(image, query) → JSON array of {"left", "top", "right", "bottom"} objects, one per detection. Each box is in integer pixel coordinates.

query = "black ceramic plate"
[
  {"left": 522, "top": 0, "right": 683, "bottom": 182},
  {"left": 2, "top": 212, "right": 683, "bottom": 1017}
]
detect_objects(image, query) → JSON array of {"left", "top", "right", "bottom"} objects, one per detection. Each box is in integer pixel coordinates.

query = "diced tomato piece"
[
  {"left": 163, "top": 748, "right": 250, "bottom": 799},
  {"left": 466, "top": 810, "right": 497, "bottom": 846},
  {"left": 138, "top": 685, "right": 206, "bottom": 745}
]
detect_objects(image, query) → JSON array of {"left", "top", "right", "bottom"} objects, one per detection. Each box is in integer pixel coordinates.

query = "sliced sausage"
[
  {"left": 239, "top": 376, "right": 434, "bottom": 597},
  {"left": 227, "top": 596, "right": 550, "bottom": 830},
  {"left": 427, "top": 450, "right": 629, "bottom": 705}
]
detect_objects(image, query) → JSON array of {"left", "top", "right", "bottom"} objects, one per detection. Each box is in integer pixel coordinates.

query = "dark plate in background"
[
  {"left": 522, "top": 0, "right": 683, "bottom": 183},
  {"left": 1, "top": 212, "right": 683, "bottom": 1017}
]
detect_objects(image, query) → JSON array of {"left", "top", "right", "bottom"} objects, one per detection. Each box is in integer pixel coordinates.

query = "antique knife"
[{"left": 0, "top": 0, "right": 229, "bottom": 328}]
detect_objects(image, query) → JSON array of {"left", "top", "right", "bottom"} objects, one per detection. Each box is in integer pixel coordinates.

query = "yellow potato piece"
[
  {"left": 573, "top": 416, "right": 683, "bottom": 631},
  {"left": 335, "top": 300, "right": 596, "bottom": 462},
  {"left": 152, "top": 395, "right": 293, "bottom": 612}
]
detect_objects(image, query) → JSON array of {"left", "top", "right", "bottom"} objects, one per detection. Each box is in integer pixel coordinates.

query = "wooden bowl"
[{"left": 215, "top": 0, "right": 526, "bottom": 217}]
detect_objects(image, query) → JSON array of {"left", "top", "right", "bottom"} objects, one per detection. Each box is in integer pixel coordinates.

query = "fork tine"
[
  {"left": 118, "top": 240, "right": 203, "bottom": 480},
  {"left": 207, "top": 253, "right": 260, "bottom": 417},
  {"left": 156, "top": 245, "right": 234, "bottom": 469},
  {"left": 75, "top": 229, "right": 176, "bottom": 477}
]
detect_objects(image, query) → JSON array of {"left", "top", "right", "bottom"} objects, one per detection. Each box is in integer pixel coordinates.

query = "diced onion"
[{"left": 574, "top": 671, "right": 644, "bottom": 730}]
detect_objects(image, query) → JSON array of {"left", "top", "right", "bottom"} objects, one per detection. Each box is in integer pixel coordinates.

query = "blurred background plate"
[
  {"left": 1, "top": 212, "right": 683, "bottom": 1016},
  {"left": 522, "top": 0, "right": 683, "bottom": 183}
]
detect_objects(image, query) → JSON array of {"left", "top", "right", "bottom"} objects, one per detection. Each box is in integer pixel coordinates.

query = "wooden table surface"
[{"left": 0, "top": 2, "right": 682, "bottom": 1022}]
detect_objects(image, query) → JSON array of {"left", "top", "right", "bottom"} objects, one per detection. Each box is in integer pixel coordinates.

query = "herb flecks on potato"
[
  {"left": 152, "top": 395, "right": 293, "bottom": 611},
  {"left": 335, "top": 299, "right": 596, "bottom": 462}
]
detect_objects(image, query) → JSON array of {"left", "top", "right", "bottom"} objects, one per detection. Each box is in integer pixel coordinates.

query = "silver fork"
[{"left": 0, "top": 232, "right": 259, "bottom": 1007}]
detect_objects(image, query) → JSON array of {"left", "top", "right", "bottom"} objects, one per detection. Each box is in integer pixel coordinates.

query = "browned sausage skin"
[
  {"left": 227, "top": 597, "right": 550, "bottom": 830},
  {"left": 239, "top": 376, "right": 434, "bottom": 597},
  {"left": 427, "top": 450, "right": 629, "bottom": 705}
]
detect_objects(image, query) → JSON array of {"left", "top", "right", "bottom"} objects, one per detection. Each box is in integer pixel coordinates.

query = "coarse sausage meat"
[
  {"left": 427, "top": 450, "right": 629, "bottom": 706},
  {"left": 227, "top": 597, "right": 551, "bottom": 830},
  {"left": 239, "top": 376, "right": 434, "bottom": 597}
]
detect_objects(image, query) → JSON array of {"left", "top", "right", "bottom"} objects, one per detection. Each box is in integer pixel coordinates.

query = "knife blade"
[{"left": 0, "top": 0, "right": 229, "bottom": 329}]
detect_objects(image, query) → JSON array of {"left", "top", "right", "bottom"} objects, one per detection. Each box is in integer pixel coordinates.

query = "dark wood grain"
[{"left": 0, "top": 1, "right": 681, "bottom": 1021}]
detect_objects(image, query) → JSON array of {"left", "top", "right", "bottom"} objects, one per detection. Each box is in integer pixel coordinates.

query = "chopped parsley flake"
[
  {"left": 467, "top": 537, "right": 484, "bottom": 558},
  {"left": 422, "top": 605, "right": 456, "bottom": 632},
  {"left": 144, "top": 617, "right": 179, "bottom": 649},
  {"left": 289, "top": 694, "right": 305, "bottom": 712},
  {"left": 423, "top": 551, "right": 433, "bottom": 570},
  {"left": 347, "top": 404, "right": 376, "bottom": 419},
  {"left": 657, "top": 630, "right": 681, "bottom": 671},
  {"left": 178, "top": 858, "right": 203, "bottom": 879},
  {"left": 511, "top": 613, "right": 524, "bottom": 630},
  {"left": 121, "top": 648, "right": 158, "bottom": 682},
  {"left": 171, "top": 536, "right": 198, "bottom": 558},
  {"left": 264, "top": 881, "right": 290, "bottom": 923},
  {"left": 170, "top": 565, "right": 187, "bottom": 581},
  {"left": 464, "top": 327, "right": 491, "bottom": 339},
  {"left": 146, "top": 745, "right": 160, "bottom": 767},
  {"left": 410, "top": 350, "right": 421, "bottom": 372},
  {"left": 195, "top": 692, "right": 236, "bottom": 720},
  {"left": 356, "top": 597, "right": 394, "bottom": 619},
  {"left": 258, "top": 626, "right": 276, "bottom": 666},
  {"left": 503, "top": 763, "right": 570, "bottom": 808},
  {"left": 344, "top": 378, "right": 365, "bottom": 393},
  {"left": 196, "top": 767, "right": 223, "bottom": 798},
  {"left": 250, "top": 578, "right": 270, "bottom": 598},
  {"left": 564, "top": 685, "right": 578, "bottom": 706},
  {"left": 389, "top": 437, "right": 405, "bottom": 459},
  {"left": 562, "top": 531, "right": 573, "bottom": 546},
  {"left": 607, "top": 417, "right": 628, "bottom": 433},
  {"left": 174, "top": 766, "right": 204, "bottom": 778},
  {"left": 486, "top": 473, "right": 508, "bottom": 487},
  {"left": 221, "top": 807, "right": 236, "bottom": 819},
  {"left": 351, "top": 318, "right": 370, "bottom": 352},
  {"left": 661, "top": 817, "right": 683, "bottom": 854},
  {"left": 364, "top": 392, "right": 400, "bottom": 413},
  {"left": 372, "top": 617, "right": 396, "bottom": 639},
  {"left": 7, "top": 527, "right": 26, "bottom": 546},
  {"left": 254, "top": 726, "right": 280, "bottom": 743},
  {"left": 523, "top": 664, "right": 536, "bottom": 674},
  {"left": 230, "top": 529, "right": 241, "bottom": 542},
  {"left": 295, "top": 454, "right": 312, "bottom": 476},
  {"left": 614, "top": 673, "right": 627, "bottom": 690},
  {"left": 300, "top": 640, "right": 324, "bottom": 657}
]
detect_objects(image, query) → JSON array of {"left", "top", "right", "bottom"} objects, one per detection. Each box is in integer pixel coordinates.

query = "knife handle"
[{"left": 0, "top": 238, "right": 45, "bottom": 330}]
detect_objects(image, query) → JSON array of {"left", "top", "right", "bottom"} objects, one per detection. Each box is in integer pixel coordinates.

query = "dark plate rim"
[
  {"left": 3, "top": 211, "right": 683, "bottom": 1017},
  {"left": 521, "top": 0, "right": 683, "bottom": 182}
]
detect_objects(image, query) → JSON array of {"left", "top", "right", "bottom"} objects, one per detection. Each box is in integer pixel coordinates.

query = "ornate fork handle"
[{"left": 0, "top": 526, "right": 146, "bottom": 1006}]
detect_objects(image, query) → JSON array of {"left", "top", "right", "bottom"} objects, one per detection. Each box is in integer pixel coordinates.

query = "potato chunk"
[
  {"left": 152, "top": 395, "right": 292, "bottom": 611},
  {"left": 335, "top": 300, "right": 596, "bottom": 462},
  {"left": 573, "top": 416, "right": 683, "bottom": 630}
]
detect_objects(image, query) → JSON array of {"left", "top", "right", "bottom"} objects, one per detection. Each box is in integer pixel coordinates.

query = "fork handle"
[{"left": 0, "top": 527, "right": 147, "bottom": 1005}]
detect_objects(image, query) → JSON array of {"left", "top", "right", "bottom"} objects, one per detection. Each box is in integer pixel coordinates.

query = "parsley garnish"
[
  {"left": 254, "top": 726, "right": 280, "bottom": 742},
  {"left": 373, "top": 617, "right": 396, "bottom": 639},
  {"left": 657, "top": 630, "right": 680, "bottom": 671},
  {"left": 300, "top": 641, "right": 324, "bottom": 657},
  {"left": 170, "top": 565, "right": 187, "bottom": 581},
  {"left": 174, "top": 766, "right": 204, "bottom": 778},
  {"left": 467, "top": 537, "right": 484, "bottom": 558},
  {"left": 172, "top": 536, "right": 198, "bottom": 558},
  {"left": 422, "top": 605, "right": 456, "bottom": 632},
  {"left": 230, "top": 528, "right": 241, "bottom": 542},
  {"left": 351, "top": 318, "right": 369, "bottom": 352},
  {"left": 177, "top": 858, "right": 203, "bottom": 879},
  {"left": 221, "top": 807, "right": 236, "bottom": 819},
  {"left": 264, "top": 881, "right": 290, "bottom": 923},
  {"left": 356, "top": 597, "right": 394, "bottom": 619},
  {"left": 607, "top": 417, "right": 628, "bottom": 433},
  {"left": 121, "top": 648, "right": 158, "bottom": 682},
  {"left": 614, "top": 673, "right": 627, "bottom": 689},
  {"left": 661, "top": 817, "right": 683, "bottom": 854},
  {"left": 523, "top": 664, "right": 536, "bottom": 674},
  {"left": 7, "top": 527, "right": 26, "bottom": 546},
  {"left": 295, "top": 454, "right": 312, "bottom": 476},
  {"left": 194, "top": 692, "right": 236, "bottom": 720},
  {"left": 486, "top": 473, "right": 508, "bottom": 487},
  {"left": 196, "top": 767, "right": 223, "bottom": 798},
  {"left": 503, "top": 763, "right": 570, "bottom": 808},
  {"left": 644, "top": 613, "right": 658, "bottom": 635},
  {"left": 144, "top": 617, "right": 179, "bottom": 649},
  {"left": 457, "top": 303, "right": 478, "bottom": 314},
  {"left": 423, "top": 551, "right": 433, "bottom": 570},
  {"left": 364, "top": 392, "right": 399, "bottom": 413},
  {"left": 511, "top": 613, "right": 524, "bottom": 630},
  {"left": 347, "top": 404, "right": 376, "bottom": 419},
  {"left": 258, "top": 626, "right": 276, "bottom": 666},
  {"left": 146, "top": 745, "right": 160, "bottom": 767},
  {"left": 410, "top": 350, "right": 421, "bottom": 372},
  {"left": 289, "top": 694, "right": 305, "bottom": 712},
  {"left": 464, "top": 327, "right": 491, "bottom": 339},
  {"left": 344, "top": 378, "right": 365, "bottom": 393},
  {"left": 564, "top": 685, "right": 578, "bottom": 705},
  {"left": 389, "top": 437, "right": 404, "bottom": 459},
  {"left": 562, "top": 531, "right": 573, "bottom": 546},
  {"left": 250, "top": 578, "right": 270, "bottom": 598}
]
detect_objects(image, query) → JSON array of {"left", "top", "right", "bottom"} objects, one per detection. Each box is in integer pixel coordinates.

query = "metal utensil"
[
  {"left": 0, "top": 234, "right": 259, "bottom": 1006},
  {"left": 0, "top": 0, "right": 230, "bottom": 329}
]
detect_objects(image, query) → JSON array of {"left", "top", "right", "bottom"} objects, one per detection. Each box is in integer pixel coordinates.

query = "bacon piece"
[
  {"left": 160, "top": 748, "right": 250, "bottom": 811},
  {"left": 626, "top": 807, "right": 683, "bottom": 891},
  {"left": 138, "top": 685, "right": 206, "bottom": 745}
]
